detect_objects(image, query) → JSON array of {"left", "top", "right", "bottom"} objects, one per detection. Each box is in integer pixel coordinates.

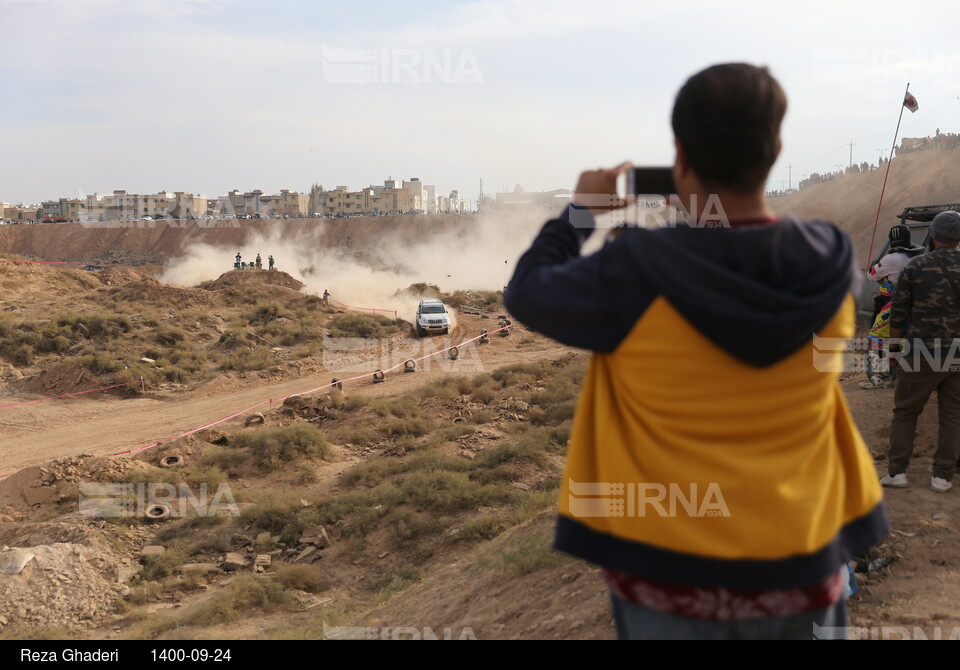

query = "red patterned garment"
[{"left": 602, "top": 568, "right": 845, "bottom": 620}]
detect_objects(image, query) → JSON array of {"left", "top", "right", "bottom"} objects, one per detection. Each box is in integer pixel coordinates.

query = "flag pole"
[{"left": 866, "top": 83, "right": 910, "bottom": 271}]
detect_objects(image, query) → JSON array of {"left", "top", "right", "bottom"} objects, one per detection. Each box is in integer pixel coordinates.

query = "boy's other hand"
[{"left": 572, "top": 162, "right": 634, "bottom": 212}]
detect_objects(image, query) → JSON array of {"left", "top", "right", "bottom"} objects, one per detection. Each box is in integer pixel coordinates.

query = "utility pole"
[
  {"left": 788, "top": 163, "right": 793, "bottom": 189},
  {"left": 848, "top": 140, "right": 857, "bottom": 168}
]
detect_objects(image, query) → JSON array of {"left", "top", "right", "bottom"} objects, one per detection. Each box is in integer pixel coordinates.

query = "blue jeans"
[{"left": 610, "top": 593, "right": 847, "bottom": 640}]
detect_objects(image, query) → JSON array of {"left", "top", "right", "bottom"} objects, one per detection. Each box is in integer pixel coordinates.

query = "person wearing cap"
[
  {"left": 883, "top": 210, "right": 960, "bottom": 492},
  {"left": 860, "top": 224, "right": 924, "bottom": 389}
]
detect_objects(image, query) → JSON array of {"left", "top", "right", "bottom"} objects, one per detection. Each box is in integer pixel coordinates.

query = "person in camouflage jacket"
[{"left": 883, "top": 210, "right": 960, "bottom": 493}]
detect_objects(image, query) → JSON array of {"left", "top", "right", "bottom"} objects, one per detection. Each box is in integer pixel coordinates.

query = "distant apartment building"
[
  {"left": 63, "top": 199, "right": 86, "bottom": 220},
  {"left": 492, "top": 185, "right": 572, "bottom": 215},
  {"left": 85, "top": 193, "right": 111, "bottom": 220},
  {"left": 258, "top": 194, "right": 277, "bottom": 217},
  {"left": 401, "top": 178, "right": 424, "bottom": 212},
  {"left": 101, "top": 190, "right": 141, "bottom": 220},
  {"left": 244, "top": 190, "right": 264, "bottom": 216},
  {"left": 172, "top": 192, "right": 207, "bottom": 219},
  {"left": 207, "top": 195, "right": 233, "bottom": 217},
  {"left": 61, "top": 199, "right": 86, "bottom": 220},
  {"left": 40, "top": 200, "right": 61, "bottom": 219},
  {"left": 84, "top": 190, "right": 142, "bottom": 220},
  {"left": 143, "top": 192, "right": 174, "bottom": 218},
  {"left": 278, "top": 189, "right": 310, "bottom": 217},
  {"left": 308, "top": 188, "right": 325, "bottom": 216},
  {"left": 369, "top": 186, "right": 419, "bottom": 213},
  {"left": 322, "top": 186, "right": 365, "bottom": 215},
  {"left": 78, "top": 190, "right": 207, "bottom": 221},
  {"left": 438, "top": 190, "right": 468, "bottom": 214},
  {"left": 215, "top": 188, "right": 309, "bottom": 218},
  {"left": 20, "top": 179, "right": 449, "bottom": 223},
  {"left": 221, "top": 189, "right": 271, "bottom": 217},
  {"left": 318, "top": 178, "right": 437, "bottom": 216},
  {"left": 3, "top": 204, "right": 39, "bottom": 222},
  {"left": 40, "top": 197, "right": 87, "bottom": 221},
  {"left": 224, "top": 190, "right": 244, "bottom": 215}
]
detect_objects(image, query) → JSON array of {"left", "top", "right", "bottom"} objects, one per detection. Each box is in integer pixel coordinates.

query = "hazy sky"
[{"left": 2, "top": 0, "right": 958, "bottom": 205}]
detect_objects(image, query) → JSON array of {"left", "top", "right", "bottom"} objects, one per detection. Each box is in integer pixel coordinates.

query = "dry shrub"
[
  {"left": 187, "top": 575, "right": 295, "bottom": 624},
  {"left": 231, "top": 424, "right": 329, "bottom": 470},
  {"left": 274, "top": 564, "right": 331, "bottom": 593},
  {"left": 327, "top": 313, "right": 404, "bottom": 339}
]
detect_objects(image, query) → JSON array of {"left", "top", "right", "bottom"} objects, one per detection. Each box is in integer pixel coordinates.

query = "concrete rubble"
[
  {"left": 298, "top": 524, "right": 332, "bottom": 549},
  {"left": 0, "top": 548, "right": 36, "bottom": 575},
  {"left": 221, "top": 552, "right": 250, "bottom": 572},
  {"left": 0, "top": 542, "right": 134, "bottom": 633},
  {"left": 139, "top": 545, "right": 165, "bottom": 561}
]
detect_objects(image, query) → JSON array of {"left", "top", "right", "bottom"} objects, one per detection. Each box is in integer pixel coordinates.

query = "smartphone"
[{"left": 626, "top": 167, "right": 675, "bottom": 197}]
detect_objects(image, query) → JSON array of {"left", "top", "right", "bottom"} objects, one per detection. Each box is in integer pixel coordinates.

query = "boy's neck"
[{"left": 686, "top": 188, "right": 776, "bottom": 225}]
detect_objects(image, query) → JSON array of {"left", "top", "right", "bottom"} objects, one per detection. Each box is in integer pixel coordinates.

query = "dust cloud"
[{"left": 159, "top": 210, "right": 559, "bottom": 320}]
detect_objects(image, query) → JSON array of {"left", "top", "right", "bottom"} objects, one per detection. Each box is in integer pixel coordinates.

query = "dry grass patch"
[
  {"left": 274, "top": 564, "right": 331, "bottom": 593},
  {"left": 231, "top": 425, "right": 329, "bottom": 471}
]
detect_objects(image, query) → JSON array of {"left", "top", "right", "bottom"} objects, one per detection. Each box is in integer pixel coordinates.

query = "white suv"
[{"left": 415, "top": 299, "right": 451, "bottom": 336}]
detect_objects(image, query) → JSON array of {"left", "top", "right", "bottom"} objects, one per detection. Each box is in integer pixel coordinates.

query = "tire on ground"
[
  {"left": 158, "top": 454, "right": 184, "bottom": 468},
  {"left": 145, "top": 503, "right": 171, "bottom": 521}
]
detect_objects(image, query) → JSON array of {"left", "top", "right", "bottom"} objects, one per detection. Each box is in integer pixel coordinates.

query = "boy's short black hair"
[{"left": 671, "top": 63, "right": 787, "bottom": 193}]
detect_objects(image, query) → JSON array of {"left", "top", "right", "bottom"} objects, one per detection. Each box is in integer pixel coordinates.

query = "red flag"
[{"left": 903, "top": 92, "right": 919, "bottom": 113}]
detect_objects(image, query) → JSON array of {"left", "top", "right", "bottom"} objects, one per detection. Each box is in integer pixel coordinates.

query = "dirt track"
[{"left": 0, "top": 315, "right": 567, "bottom": 475}]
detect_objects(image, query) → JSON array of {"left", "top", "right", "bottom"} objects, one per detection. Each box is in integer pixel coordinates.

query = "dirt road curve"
[{"left": 0, "top": 317, "right": 569, "bottom": 474}]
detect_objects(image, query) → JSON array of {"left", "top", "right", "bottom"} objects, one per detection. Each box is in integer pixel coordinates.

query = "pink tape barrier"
[{"left": 0, "top": 323, "right": 512, "bottom": 478}]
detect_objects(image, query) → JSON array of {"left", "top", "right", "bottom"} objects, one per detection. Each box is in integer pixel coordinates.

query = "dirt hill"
[
  {"left": 0, "top": 215, "right": 476, "bottom": 267},
  {"left": 200, "top": 270, "right": 304, "bottom": 292},
  {"left": 771, "top": 147, "right": 960, "bottom": 262}
]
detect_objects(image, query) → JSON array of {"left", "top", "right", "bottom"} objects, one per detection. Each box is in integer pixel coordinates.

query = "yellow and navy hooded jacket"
[{"left": 505, "top": 206, "right": 888, "bottom": 590}]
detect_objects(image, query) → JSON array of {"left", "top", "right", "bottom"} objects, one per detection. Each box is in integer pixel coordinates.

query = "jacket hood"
[{"left": 623, "top": 216, "right": 857, "bottom": 367}]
